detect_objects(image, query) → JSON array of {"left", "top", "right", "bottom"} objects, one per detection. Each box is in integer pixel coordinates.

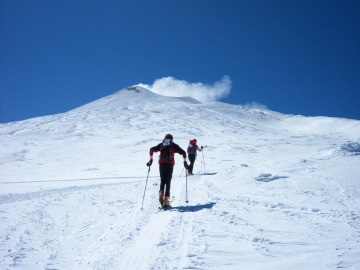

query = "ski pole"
[
  {"left": 141, "top": 166, "right": 151, "bottom": 210},
  {"left": 202, "top": 149, "right": 206, "bottom": 173},
  {"left": 198, "top": 154, "right": 203, "bottom": 172},
  {"left": 185, "top": 170, "right": 188, "bottom": 203},
  {"left": 181, "top": 157, "right": 190, "bottom": 177}
]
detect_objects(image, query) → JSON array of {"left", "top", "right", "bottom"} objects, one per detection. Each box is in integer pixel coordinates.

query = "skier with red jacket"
[
  {"left": 147, "top": 134, "right": 188, "bottom": 207},
  {"left": 187, "top": 139, "right": 203, "bottom": 175}
]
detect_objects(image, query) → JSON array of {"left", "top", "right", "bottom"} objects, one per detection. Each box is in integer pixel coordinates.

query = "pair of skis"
[{"left": 157, "top": 196, "right": 175, "bottom": 212}]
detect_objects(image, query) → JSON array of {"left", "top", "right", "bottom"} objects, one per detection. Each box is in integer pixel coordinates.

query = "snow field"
[{"left": 1, "top": 87, "right": 360, "bottom": 269}]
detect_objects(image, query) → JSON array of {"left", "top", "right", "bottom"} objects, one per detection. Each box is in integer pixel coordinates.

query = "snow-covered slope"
[{"left": 1, "top": 86, "right": 359, "bottom": 269}]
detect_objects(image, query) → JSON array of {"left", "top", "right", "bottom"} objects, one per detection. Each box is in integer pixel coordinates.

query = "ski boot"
[
  {"left": 159, "top": 191, "right": 164, "bottom": 206},
  {"left": 163, "top": 196, "right": 170, "bottom": 208}
]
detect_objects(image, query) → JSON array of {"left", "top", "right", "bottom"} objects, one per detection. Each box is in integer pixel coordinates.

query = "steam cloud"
[{"left": 138, "top": 76, "right": 231, "bottom": 103}]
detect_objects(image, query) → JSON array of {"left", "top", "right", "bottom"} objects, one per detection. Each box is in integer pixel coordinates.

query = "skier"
[
  {"left": 146, "top": 134, "right": 189, "bottom": 208},
  {"left": 187, "top": 139, "right": 203, "bottom": 175}
]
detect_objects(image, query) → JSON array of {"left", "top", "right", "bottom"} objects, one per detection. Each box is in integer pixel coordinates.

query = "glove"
[
  {"left": 201, "top": 146, "right": 204, "bottom": 149},
  {"left": 184, "top": 161, "right": 189, "bottom": 169},
  {"left": 146, "top": 158, "right": 153, "bottom": 167}
]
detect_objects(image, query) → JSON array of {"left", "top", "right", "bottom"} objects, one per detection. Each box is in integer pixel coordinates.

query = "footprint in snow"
[
  {"left": 340, "top": 141, "right": 360, "bottom": 155},
  {"left": 85, "top": 168, "right": 99, "bottom": 171},
  {"left": 255, "top": 173, "right": 288, "bottom": 182}
]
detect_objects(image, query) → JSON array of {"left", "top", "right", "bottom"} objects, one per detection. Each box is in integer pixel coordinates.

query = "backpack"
[
  {"left": 187, "top": 139, "right": 197, "bottom": 153},
  {"left": 159, "top": 140, "right": 173, "bottom": 161}
]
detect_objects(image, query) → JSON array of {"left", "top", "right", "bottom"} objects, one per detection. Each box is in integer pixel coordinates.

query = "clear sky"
[{"left": 1, "top": 0, "right": 359, "bottom": 123}]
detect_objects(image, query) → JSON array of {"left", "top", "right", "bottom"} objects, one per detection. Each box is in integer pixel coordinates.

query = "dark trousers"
[
  {"left": 159, "top": 163, "right": 173, "bottom": 197},
  {"left": 188, "top": 154, "right": 196, "bottom": 173}
]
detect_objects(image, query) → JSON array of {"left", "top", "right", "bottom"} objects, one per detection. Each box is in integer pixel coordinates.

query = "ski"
[
  {"left": 157, "top": 196, "right": 175, "bottom": 212},
  {"left": 186, "top": 172, "right": 217, "bottom": 176},
  {"left": 200, "top": 172, "right": 217, "bottom": 175}
]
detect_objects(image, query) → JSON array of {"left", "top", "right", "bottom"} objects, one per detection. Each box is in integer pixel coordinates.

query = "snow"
[{"left": 1, "top": 86, "right": 359, "bottom": 269}]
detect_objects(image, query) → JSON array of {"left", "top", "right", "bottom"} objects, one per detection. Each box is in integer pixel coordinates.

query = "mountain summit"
[{"left": 71, "top": 86, "right": 201, "bottom": 113}]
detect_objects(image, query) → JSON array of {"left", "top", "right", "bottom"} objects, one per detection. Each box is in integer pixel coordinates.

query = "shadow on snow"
[{"left": 169, "top": 202, "right": 216, "bottom": 213}]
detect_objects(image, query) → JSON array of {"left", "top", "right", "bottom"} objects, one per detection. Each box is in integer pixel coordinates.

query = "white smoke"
[{"left": 137, "top": 76, "right": 232, "bottom": 103}]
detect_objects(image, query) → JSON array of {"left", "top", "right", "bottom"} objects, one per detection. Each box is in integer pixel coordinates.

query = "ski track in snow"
[
  {"left": 1, "top": 87, "right": 360, "bottom": 269},
  {"left": 2, "top": 170, "right": 356, "bottom": 269}
]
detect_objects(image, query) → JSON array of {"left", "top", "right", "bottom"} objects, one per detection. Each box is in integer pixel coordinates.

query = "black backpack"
[{"left": 160, "top": 142, "right": 172, "bottom": 161}]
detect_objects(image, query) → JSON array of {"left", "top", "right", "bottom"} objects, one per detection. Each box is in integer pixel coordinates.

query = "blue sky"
[{"left": 1, "top": 0, "right": 359, "bottom": 123}]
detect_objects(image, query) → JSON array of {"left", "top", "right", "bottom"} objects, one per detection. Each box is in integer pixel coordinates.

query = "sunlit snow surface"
[{"left": 1, "top": 86, "right": 359, "bottom": 269}]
